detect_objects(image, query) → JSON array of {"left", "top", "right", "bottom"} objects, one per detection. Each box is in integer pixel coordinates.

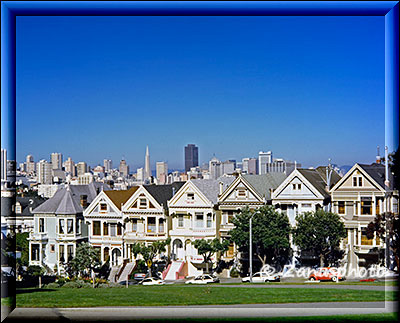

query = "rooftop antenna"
[
  {"left": 326, "top": 158, "right": 332, "bottom": 189},
  {"left": 376, "top": 146, "right": 381, "bottom": 164},
  {"left": 294, "top": 161, "right": 297, "bottom": 169}
]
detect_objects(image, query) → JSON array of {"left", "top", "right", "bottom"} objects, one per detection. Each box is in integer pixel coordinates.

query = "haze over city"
[{"left": 14, "top": 16, "right": 385, "bottom": 169}]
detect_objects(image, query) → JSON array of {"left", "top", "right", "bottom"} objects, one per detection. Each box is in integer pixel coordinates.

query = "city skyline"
[{"left": 14, "top": 16, "right": 386, "bottom": 168}]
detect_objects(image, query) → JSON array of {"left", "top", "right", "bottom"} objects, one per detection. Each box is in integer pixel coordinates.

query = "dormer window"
[
  {"left": 353, "top": 176, "right": 363, "bottom": 187},
  {"left": 293, "top": 183, "right": 301, "bottom": 190},
  {"left": 139, "top": 198, "right": 147, "bottom": 208},
  {"left": 39, "top": 218, "right": 45, "bottom": 233},
  {"left": 187, "top": 193, "right": 195, "bottom": 201},
  {"left": 100, "top": 203, "right": 107, "bottom": 212}
]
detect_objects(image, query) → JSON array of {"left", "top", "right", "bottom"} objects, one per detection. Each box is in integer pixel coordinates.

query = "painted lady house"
[
  {"left": 330, "top": 162, "right": 398, "bottom": 270},
  {"left": 29, "top": 182, "right": 108, "bottom": 274},
  {"left": 166, "top": 177, "right": 234, "bottom": 279}
]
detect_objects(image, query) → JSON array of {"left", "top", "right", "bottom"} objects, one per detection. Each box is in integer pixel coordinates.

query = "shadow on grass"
[{"left": 16, "top": 288, "right": 56, "bottom": 295}]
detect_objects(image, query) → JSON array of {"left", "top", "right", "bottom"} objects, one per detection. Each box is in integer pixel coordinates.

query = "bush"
[
  {"left": 97, "top": 282, "right": 124, "bottom": 288},
  {"left": 230, "top": 268, "right": 239, "bottom": 278},
  {"left": 61, "top": 280, "right": 91, "bottom": 288},
  {"left": 44, "top": 282, "right": 59, "bottom": 289}
]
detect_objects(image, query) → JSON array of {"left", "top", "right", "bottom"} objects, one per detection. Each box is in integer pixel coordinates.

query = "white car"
[
  {"left": 140, "top": 277, "right": 165, "bottom": 286},
  {"left": 242, "top": 272, "right": 280, "bottom": 283},
  {"left": 185, "top": 274, "right": 219, "bottom": 284}
]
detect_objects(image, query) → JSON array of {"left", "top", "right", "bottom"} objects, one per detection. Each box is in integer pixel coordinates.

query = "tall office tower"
[
  {"left": 185, "top": 144, "right": 199, "bottom": 172},
  {"left": 258, "top": 151, "right": 273, "bottom": 175},
  {"left": 119, "top": 159, "right": 129, "bottom": 177},
  {"left": 103, "top": 159, "right": 112, "bottom": 173},
  {"left": 64, "top": 157, "right": 76, "bottom": 176},
  {"left": 209, "top": 156, "right": 222, "bottom": 179},
  {"left": 136, "top": 167, "right": 144, "bottom": 181},
  {"left": 156, "top": 161, "right": 168, "bottom": 183},
  {"left": 37, "top": 159, "right": 53, "bottom": 184},
  {"left": 26, "top": 154, "right": 36, "bottom": 174},
  {"left": 222, "top": 160, "right": 236, "bottom": 175},
  {"left": 145, "top": 146, "right": 151, "bottom": 179},
  {"left": 51, "top": 152, "right": 63, "bottom": 170},
  {"left": 76, "top": 162, "right": 88, "bottom": 176},
  {"left": 1, "top": 149, "right": 7, "bottom": 181}
]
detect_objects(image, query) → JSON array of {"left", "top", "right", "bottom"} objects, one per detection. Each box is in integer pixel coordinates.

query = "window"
[
  {"left": 59, "top": 219, "right": 64, "bottom": 234},
  {"left": 361, "top": 199, "right": 372, "bottom": 215},
  {"left": 100, "top": 203, "right": 107, "bottom": 212},
  {"left": 293, "top": 184, "right": 301, "bottom": 190},
  {"left": 67, "top": 219, "right": 73, "bottom": 234},
  {"left": 67, "top": 245, "right": 74, "bottom": 262},
  {"left": 76, "top": 219, "right": 81, "bottom": 234},
  {"left": 132, "top": 219, "right": 137, "bottom": 232},
  {"left": 227, "top": 211, "right": 234, "bottom": 224},
  {"left": 375, "top": 198, "right": 381, "bottom": 215},
  {"left": 227, "top": 242, "right": 234, "bottom": 257},
  {"left": 302, "top": 203, "right": 311, "bottom": 208},
  {"left": 361, "top": 228, "right": 373, "bottom": 245},
  {"left": 50, "top": 244, "right": 55, "bottom": 253},
  {"left": 237, "top": 189, "right": 246, "bottom": 197},
  {"left": 31, "top": 244, "right": 40, "bottom": 261},
  {"left": 359, "top": 177, "right": 363, "bottom": 187},
  {"left": 178, "top": 215, "right": 184, "bottom": 228},
  {"left": 147, "top": 218, "right": 156, "bottom": 233},
  {"left": 39, "top": 218, "right": 44, "bottom": 233},
  {"left": 59, "top": 245, "right": 65, "bottom": 263},
  {"left": 207, "top": 213, "right": 212, "bottom": 228},
  {"left": 195, "top": 213, "right": 204, "bottom": 228},
  {"left": 139, "top": 198, "right": 147, "bottom": 208},
  {"left": 292, "top": 184, "right": 296, "bottom": 190},
  {"left": 159, "top": 218, "right": 164, "bottom": 232},
  {"left": 110, "top": 224, "right": 116, "bottom": 236},
  {"left": 353, "top": 177, "right": 357, "bottom": 186},
  {"left": 117, "top": 223, "right": 122, "bottom": 236},
  {"left": 103, "top": 222, "right": 109, "bottom": 235},
  {"left": 187, "top": 193, "right": 195, "bottom": 201},
  {"left": 297, "top": 184, "right": 301, "bottom": 190},
  {"left": 338, "top": 202, "right": 345, "bottom": 214},
  {"left": 93, "top": 221, "right": 101, "bottom": 236}
]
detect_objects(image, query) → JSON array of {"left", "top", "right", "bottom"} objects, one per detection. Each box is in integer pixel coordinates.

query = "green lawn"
[
  {"left": 16, "top": 285, "right": 397, "bottom": 308},
  {"left": 226, "top": 281, "right": 398, "bottom": 286}
]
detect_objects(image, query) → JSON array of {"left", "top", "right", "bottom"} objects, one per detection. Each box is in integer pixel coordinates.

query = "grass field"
[{"left": 16, "top": 285, "right": 397, "bottom": 308}]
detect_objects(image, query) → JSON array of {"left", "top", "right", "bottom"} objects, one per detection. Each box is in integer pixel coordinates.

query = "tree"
[
  {"left": 130, "top": 238, "right": 171, "bottom": 275},
  {"left": 66, "top": 242, "right": 101, "bottom": 278},
  {"left": 192, "top": 238, "right": 230, "bottom": 273},
  {"left": 16, "top": 232, "right": 29, "bottom": 267},
  {"left": 293, "top": 210, "right": 346, "bottom": 267},
  {"left": 366, "top": 212, "right": 399, "bottom": 272},
  {"left": 229, "top": 206, "right": 291, "bottom": 270}
]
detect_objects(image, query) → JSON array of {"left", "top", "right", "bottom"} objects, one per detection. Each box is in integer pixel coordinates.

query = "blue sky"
[{"left": 15, "top": 16, "right": 385, "bottom": 170}]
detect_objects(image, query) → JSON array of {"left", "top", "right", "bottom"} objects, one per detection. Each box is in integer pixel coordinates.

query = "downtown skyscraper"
[
  {"left": 145, "top": 146, "right": 151, "bottom": 179},
  {"left": 184, "top": 144, "right": 198, "bottom": 172}
]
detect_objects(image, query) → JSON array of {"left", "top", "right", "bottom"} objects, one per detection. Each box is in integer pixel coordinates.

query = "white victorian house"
[
  {"left": 167, "top": 178, "right": 234, "bottom": 278},
  {"left": 83, "top": 187, "right": 138, "bottom": 266},
  {"left": 330, "top": 163, "right": 398, "bottom": 270},
  {"left": 272, "top": 167, "right": 341, "bottom": 226}
]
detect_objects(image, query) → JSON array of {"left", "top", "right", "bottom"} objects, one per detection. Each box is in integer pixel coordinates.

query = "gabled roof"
[
  {"left": 297, "top": 169, "right": 330, "bottom": 198},
  {"left": 32, "top": 182, "right": 109, "bottom": 215},
  {"left": 243, "top": 173, "right": 287, "bottom": 200},
  {"left": 191, "top": 177, "right": 235, "bottom": 204},
  {"left": 104, "top": 187, "right": 139, "bottom": 210},
  {"left": 358, "top": 163, "right": 394, "bottom": 190},
  {"left": 17, "top": 196, "right": 46, "bottom": 217},
  {"left": 143, "top": 182, "right": 185, "bottom": 207},
  {"left": 315, "top": 166, "right": 342, "bottom": 189}
]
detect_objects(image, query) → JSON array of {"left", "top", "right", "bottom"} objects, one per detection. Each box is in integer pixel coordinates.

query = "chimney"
[
  {"left": 384, "top": 146, "right": 390, "bottom": 188},
  {"left": 80, "top": 195, "right": 88, "bottom": 208},
  {"left": 376, "top": 146, "right": 381, "bottom": 164},
  {"left": 172, "top": 187, "right": 176, "bottom": 196},
  {"left": 219, "top": 182, "right": 223, "bottom": 195}
]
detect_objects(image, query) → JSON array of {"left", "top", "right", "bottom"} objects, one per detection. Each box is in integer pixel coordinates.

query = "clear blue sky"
[{"left": 15, "top": 16, "right": 385, "bottom": 170}]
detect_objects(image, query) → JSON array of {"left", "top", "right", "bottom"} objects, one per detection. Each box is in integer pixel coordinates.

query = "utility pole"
[{"left": 249, "top": 212, "right": 256, "bottom": 283}]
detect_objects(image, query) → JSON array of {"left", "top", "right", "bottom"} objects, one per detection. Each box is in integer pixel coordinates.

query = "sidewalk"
[{"left": 5, "top": 301, "right": 396, "bottom": 321}]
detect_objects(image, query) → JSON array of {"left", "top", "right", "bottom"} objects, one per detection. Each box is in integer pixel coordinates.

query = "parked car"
[
  {"left": 139, "top": 277, "right": 165, "bottom": 286},
  {"left": 133, "top": 273, "right": 147, "bottom": 281},
  {"left": 118, "top": 280, "right": 139, "bottom": 286},
  {"left": 242, "top": 271, "right": 280, "bottom": 283},
  {"left": 185, "top": 274, "right": 220, "bottom": 284},
  {"left": 308, "top": 267, "right": 345, "bottom": 282}
]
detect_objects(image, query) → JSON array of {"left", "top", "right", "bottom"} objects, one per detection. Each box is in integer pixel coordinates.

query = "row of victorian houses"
[{"left": 27, "top": 162, "right": 398, "bottom": 279}]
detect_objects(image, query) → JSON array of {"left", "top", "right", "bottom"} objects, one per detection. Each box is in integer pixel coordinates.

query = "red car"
[{"left": 309, "top": 267, "right": 345, "bottom": 282}]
